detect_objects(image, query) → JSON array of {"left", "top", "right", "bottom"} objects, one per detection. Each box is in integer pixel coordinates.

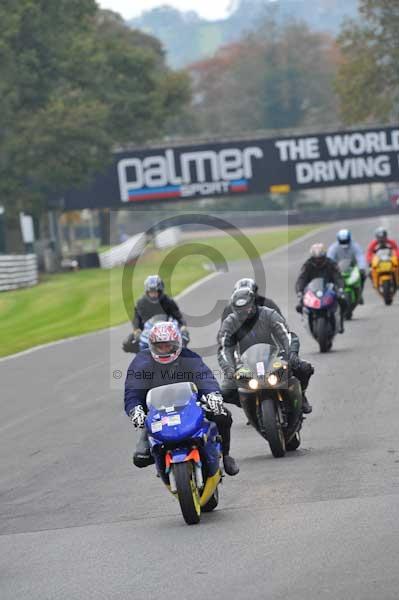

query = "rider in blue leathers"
[{"left": 124, "top": 321, "right": 239, "bottom": 476}]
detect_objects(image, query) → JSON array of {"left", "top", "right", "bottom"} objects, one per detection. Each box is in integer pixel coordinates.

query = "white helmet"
[{"left": 148, "top": 321, "right": 182, "bottom": 365}]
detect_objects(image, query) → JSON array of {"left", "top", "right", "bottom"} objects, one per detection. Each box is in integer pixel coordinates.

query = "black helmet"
[
  {"left": 233, "top": 277, "right": 258, "bottom": 294},
  {"left": 144, "top": 275, "right": 164, "bottom": 303},
  {"left": 375, "top": 227, "right": 387, "bottom": 243},
  {"left": 231, "top": 287, "right": 257, "bottom": 322}
]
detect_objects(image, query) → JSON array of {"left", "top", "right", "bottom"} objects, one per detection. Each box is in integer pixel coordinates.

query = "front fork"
[
  {"left": 256, "top": 391, "right": 288, "bottom": 435},
  {"left": 165, "top": 448, "right": 204, "bottom": 493}
]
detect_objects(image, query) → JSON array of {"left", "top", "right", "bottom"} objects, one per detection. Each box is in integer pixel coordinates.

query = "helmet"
[
  {"left": 310, "top": 243, "right": 327, "bottom": 265},
  {"left": 337, "top": 229, "right": 351, "bottom": 246},
  {"left": 231, "top": 287, "right": 257, "bottom": 322},
  {"left": 375, "top": 227, "right": 387, "bottom": 243},
  {"left": 233, "top": 278, "right": 258, "bottom": 294},
  {"left": 144, "top": 275, "right": 164, "bottom": 303},
  {"left": 148, "top": 321, "right": 182, "bottom": 364}
]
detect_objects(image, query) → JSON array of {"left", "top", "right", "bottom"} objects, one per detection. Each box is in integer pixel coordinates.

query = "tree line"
[
  {"left": 181, "top": 0, "right": 398, "bottom": 137},
  {"left": 0, "top": 0, "right": 190, "bottom": 222},
  {"left": 0, "top": 0, "right": 396, "bottom": 228}
]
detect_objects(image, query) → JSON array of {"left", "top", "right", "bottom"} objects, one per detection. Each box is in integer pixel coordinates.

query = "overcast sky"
[{"left": 97, "top": 0, "right": 234, "bottom": 21}]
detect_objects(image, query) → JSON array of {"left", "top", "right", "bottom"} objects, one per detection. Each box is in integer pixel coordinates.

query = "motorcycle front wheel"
[
  {"left": 382, "top": 280, "right": 394, "bottom": 305},
  {"left": 315, "top": 317, "right": 331, "bottom": 353},
  {"left": 261, "top": 398, "right": 286, "bottom": 458},
  {"left": 173, "top": 462, "right": 201, "bottom": 525}
]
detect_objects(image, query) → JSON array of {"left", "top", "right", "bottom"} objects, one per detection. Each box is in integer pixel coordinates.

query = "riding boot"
[
  {"left": 211, "top": 411, "right": 239, "bottom": 476},
  {"left": 302, "top": 393, "right": 312, "bottom": 414},
  {"left": 133, "top": 429, "right": 154, "bottom": 468}
]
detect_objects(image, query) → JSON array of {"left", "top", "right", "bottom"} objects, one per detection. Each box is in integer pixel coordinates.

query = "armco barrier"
[
  {"left": 0, "top": 254, "right": 38, "bottom": 292},
  {"left": 99, "top": 233, "right": 146, "bottom": 269}
]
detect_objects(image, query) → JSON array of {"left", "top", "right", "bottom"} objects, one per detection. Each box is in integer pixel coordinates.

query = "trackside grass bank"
[{"left": 0, "top": 227, "right": 315, "bottom": 357}]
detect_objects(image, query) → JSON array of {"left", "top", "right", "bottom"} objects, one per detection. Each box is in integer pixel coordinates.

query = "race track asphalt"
[{"left": 1, "top": 215, "right": 399, "bottom": 600}]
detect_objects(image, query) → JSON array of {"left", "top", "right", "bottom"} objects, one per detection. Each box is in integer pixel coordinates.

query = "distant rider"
[
  {"left": 327, "top": 229, "right": 367, "bottom": 303},
  {"left": 366, "top": 227, "right": 399, "bottom": 264},
  {"left": 220, "top": 278, "right": 313, "bottom": 413},
  {"left": 295, "top": 243, "right": 346, "bottom": 333},
  {"left": 220, "top": 277, "right": 281, "bottom": 322},
  {"left": 124, "top": 321, "right": 239, "bottom": 476},
  {"left": 123, "top": 275, "right": 189, "bottom": 351},
  {"left": 217, "top": 286, "right": 314, "bottom": 414}
]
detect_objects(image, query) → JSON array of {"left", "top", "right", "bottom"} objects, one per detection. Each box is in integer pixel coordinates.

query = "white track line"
[{"left": 0, "top": 225, "right": 328, "bottom": 364}]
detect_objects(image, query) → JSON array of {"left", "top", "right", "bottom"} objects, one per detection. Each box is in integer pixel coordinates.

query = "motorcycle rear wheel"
[
  {"left": 261, "top": 398, "right": 286, "bottom": 458},
  {"left": 173, "top": 463, "right": 201, "bottom": 525}
]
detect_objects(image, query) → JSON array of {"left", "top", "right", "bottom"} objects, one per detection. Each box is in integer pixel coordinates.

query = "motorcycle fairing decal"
[
  {"left": 151, "top": 421, "right": 163, "bottom": 433},
  {"left": 304, "top": 291, "right": 321, "bottom": 309},
  {"left": 184, "top": 448, "right": 201, "bottom": 464}
]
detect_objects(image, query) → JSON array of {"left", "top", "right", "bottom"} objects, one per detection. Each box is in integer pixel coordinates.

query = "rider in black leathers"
[
  {"left": 295, "top": 243, "right": 346, "bottom": 333},
  {"left": 123, "top": 274, "right": 188, "bottom": 352},
  {"left": 218, "top": 286, "right": 314, "bottom": 414},
  {"left": 221, "top": 278, "right": 281, "bottom": 322},
  {"left": 133, "top": 275, "right": 186, "bottom": 331}
]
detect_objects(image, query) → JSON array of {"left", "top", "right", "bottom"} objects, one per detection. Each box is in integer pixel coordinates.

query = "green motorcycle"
[{"left": 338, "top": 258, "right": 362, "bottom": 320}]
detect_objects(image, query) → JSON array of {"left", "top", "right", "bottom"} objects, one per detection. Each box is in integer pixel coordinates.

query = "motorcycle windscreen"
[
  {"left": 144, "top": 314, "right": 168, "bottom": 329},
  {"left": 240, "top": 343, "right": 279, "bottom": 375},
  {"left": 376, "top": 248, "right": 392, "bottom": 260},
  {"left": 306, "top": 277, "right": 327, "bottom": 293},
  {"left": 146, "top": 381, "right": 198, "bottom": 411}
]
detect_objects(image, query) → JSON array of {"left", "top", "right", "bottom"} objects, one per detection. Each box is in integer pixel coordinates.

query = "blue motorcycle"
[
  {"left": 302, "top": 277, "right": 338, "bottom": 353},
  {"left": 146, "top": 381, "right": 223, "bottom": 525}
]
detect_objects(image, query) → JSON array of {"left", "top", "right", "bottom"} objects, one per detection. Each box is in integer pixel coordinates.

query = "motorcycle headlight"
[
  {"left": 248, "top": 378, "right": 259, "bottom": 390},
  {"left": 267, "top": 374, "right": 278, "bottom": 386}
]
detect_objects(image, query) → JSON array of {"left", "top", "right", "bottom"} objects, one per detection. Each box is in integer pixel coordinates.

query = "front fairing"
[
  {"left": 240, "top": 343, "right": 288, "bottom": 391},
  {"left": 303, "top": 279, "right": 337, "bottom": 313},
  {"left": 146, "top": 396, "right": 204, "bottom": 445},
  {"left": 346, "top": 266, "right": 361, "bottom": 287}
]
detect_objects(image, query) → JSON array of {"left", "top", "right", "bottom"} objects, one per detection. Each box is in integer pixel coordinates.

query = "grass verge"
[{"left": 0, "top": 226, "right": 315, "bottom": 357}]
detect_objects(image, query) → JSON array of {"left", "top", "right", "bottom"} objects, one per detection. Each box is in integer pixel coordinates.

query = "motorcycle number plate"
[
  {"left": 151, "top": 421, "right": 163, "bottom": 433},
  {"left": 256, "top": 362, "right": 265, "bottom": 376}
]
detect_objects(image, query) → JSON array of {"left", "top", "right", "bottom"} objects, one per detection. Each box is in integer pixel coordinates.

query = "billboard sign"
[{"left": 60, "top": 125, "right": 399, "bottom": 210}]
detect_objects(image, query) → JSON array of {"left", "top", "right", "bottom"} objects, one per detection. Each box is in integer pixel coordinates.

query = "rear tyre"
[
  {"left": 316, "top": 318, "right": 331, "bottom": 353},
  {"left": 261, "top": 398, "right": 286, "bottom": 458},
  {"left": 173, "top": 463, "right": 201, "bottom": 525},
  {"left": 202, "top": 487, "right": 219, "bottom": 513},
  {"left": 382, "top": 280, "right": 393, "bottom": 305},
  {"left": 286, "top": 432, "right": 301, "bottom": 451}
]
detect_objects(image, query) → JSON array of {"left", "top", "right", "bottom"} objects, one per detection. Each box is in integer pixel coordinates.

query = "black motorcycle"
[{"left": 237, "top": 343, "right": 304, "bottom": 458}]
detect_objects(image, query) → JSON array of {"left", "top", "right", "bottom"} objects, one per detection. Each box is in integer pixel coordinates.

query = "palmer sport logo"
[{"left": 117, "top": 146, "right": 263, "bottom": 202}]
